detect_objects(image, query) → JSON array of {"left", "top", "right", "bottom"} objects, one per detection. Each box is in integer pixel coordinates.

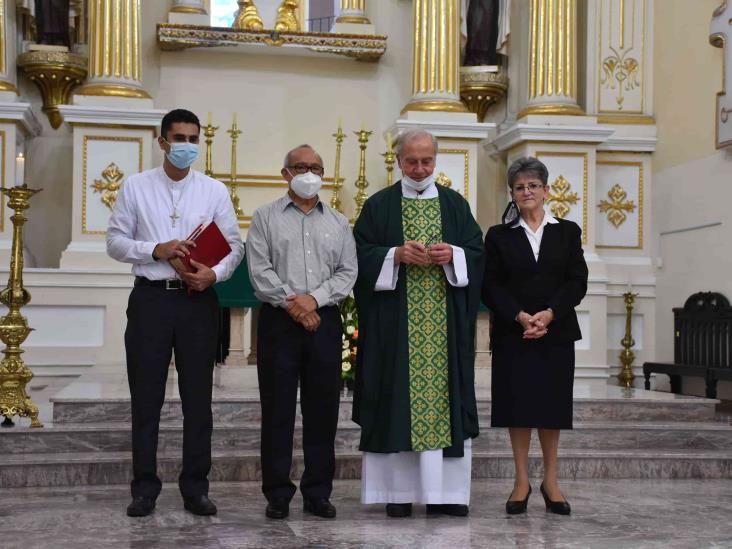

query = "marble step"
[
  {"left": 3, "top": 448, "right": 732, "bottom": 488},
  {"left": 51, "top": 395, "right": 718, "bottom": 425},
  {"left": 4, "top": 421, "right": 732, "bottom": 455}
]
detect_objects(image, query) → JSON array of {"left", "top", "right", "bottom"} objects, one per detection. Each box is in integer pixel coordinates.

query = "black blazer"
[{"left": 481, "top": 218, "right": 588, "bottom": 345}]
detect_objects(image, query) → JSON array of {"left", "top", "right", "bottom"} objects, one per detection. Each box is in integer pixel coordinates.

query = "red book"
[{"left": 169, "top": 221, "right": 231, "bottom": 274}]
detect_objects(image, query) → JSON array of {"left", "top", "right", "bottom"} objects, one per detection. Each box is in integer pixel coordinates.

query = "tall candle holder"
[
  {"left": 227, "top": 114, "right": 244, "bottom": 217},
  {"left": 382, "top": 132, "right": 396, "bottom": 185},
  {"left": 330, "top": 124, "right": 346, "bottom": 213},
  {"left": 0, "top": 184, "right": 43, "bottom": 428},
  {"left": 618, "top": 291, "right": 638, "bottom": 389},
  {"left": 351, "top": 128, "right": 372, "bottom": 223},
  {"left": 203, "top": 114, "right": 218, "bottom": 178}
]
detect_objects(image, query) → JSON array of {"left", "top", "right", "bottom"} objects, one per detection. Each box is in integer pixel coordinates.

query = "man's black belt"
[{"left": 135, "top": 276, "right": 186, "bottom": 290}]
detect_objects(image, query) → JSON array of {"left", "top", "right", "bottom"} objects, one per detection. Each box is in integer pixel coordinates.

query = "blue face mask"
[{"left": 164, "top": 140, "right": 199, "bottom": 169}]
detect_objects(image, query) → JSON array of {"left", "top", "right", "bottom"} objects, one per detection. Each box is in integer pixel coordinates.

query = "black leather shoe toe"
[
  {"left": 266, "top": 499, "right": 290, "bottom": 519},
  {"left": 426, "top": 504, "right": 469, "bottom": 517},
  {"left": 126, "top": 496, "right": 155, "bottom": 517},
  {"left": 540, "top": 483, "right": 571, "bottom": 515},
  {"left": 303, "top": 498, "right": 336, "bottom": 518},
  {"left": 385, "top": 503, "right": 412, "bottom": 517},
  {"left": 183, "top": 494, "right": 217, "bottom": 516},
  {"left": 506, "top": 486, "right": 531, "bottom": 515}
]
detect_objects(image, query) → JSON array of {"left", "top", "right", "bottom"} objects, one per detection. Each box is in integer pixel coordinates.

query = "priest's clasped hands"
[
  {"left": 153, "top": 238, "right": 217, "bottom": 292},
  {"left": 395, "top": 240, "right": 453, "bottom": 266},
  {"left": 287, "top": 294, "right": 321, "bottom": 332},
  {"left": 516, "top": 309, "right": 554, "bottom": 339}
]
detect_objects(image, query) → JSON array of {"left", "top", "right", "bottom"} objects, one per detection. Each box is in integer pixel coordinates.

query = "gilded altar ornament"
[
  {"left": 599, "top": 183, "right": 636, "bottom": 228},
  {"left": 203, "top": 112, "right": 218, "bottom": 177},
  {"left": 351, "top": 128, "right": 372, "bottom": 223},
  {"left": 618, "top": 291, "right": 638, "bottom": 389},
  {"left": 227, "top": 114, "right": 244, "bottom": 217},
  {"left": 91, "top": 162, "right": 125, "bottom": 210},
  {"left": 17, "top": 50, "right": 87, "bottom": 129},
  {"left": 600, "top": 47, "right": 640, "bottom": 110},
  {"left": 330, "top": 123, "right": 346, "bottom": 213},
  {"left": 381, "top": 132, "right": 396, "bottom": 186},
  {"left": 274, "top": 0, "right": 300, "bottom": 33},
  {"left": 459, "top": 66, "right": 508, "bottom": 121},
  {"left": 545, "top": 175, "right": 579, "bottom": 219},
  {"left": 436, "top": 172, "right": 452, "bottom": 188},
  {"left": 233, "top": 0, "right": 264, "bottom": 31},
  {"left": 0, "top": 184, "right": 43, "bottom": 428}
]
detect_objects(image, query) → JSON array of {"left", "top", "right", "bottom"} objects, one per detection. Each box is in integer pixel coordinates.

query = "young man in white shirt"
[{"left": 107, "top": 109, "right": 244, "bottom": 517}]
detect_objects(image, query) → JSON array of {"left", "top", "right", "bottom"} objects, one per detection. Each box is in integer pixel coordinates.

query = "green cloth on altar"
[
  {"left": 352, "top": 182, "right": 484, "bottom": 458},
  {"left": 402, "top": 197, "right": 452, "bottom": 451}
]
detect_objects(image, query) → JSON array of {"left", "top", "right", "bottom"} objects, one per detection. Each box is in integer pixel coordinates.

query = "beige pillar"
[
  {"left": 402, "top": 0, "right": 467, "bottom": 114},
  {"left": 336, "top": 0, "right": 369, "bottom": 24},
  {"left": 520, "top": 0, "right": 582, "bottom": 117},
  {"left": 0, "top": 0, "right": 17, "bottom": 95},
  {"left": 171, "top": 0, "right": 207, "bottom": 14},
  {"left": 75, "top": 0, "right": 150, "bottom": 99}
]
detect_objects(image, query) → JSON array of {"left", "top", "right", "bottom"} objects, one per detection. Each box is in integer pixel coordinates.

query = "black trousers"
[
  {"left": 124, "top": 284, "right": 219, "bottom": 499},
  {"left": 257, "top": 303, "right": 342, "bottom": 503}
]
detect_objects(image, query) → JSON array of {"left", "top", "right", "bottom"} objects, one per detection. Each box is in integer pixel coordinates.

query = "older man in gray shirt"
[{"left": 246, "top": 144, "right": 357, "bottom": 520}]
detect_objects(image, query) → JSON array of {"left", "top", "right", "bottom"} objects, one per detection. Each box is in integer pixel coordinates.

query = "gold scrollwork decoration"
[
  {"left": 545, "top": 175, "right": 579, "bottom": 219},
  {"left": 91, "top": 163, "right": 125, "bottom": 210},
  {"left": 435, "top": 172, "right": 452, "bottom": 188},
  {"left": 233, "top": 0, "right": 264, "bottom": 31},
  {"left": 598, "top": 183, "right": 636, "bottom": 228},
  {"left": 600, "top": 47, "right": 640, "bottom": 109},
  {"left": 275, "top": 0, "right": 300, "bottom": 32}
]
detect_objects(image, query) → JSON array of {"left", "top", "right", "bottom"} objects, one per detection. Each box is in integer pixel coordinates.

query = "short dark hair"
[
  {"left": 507, "top": 157, "right": 549, "bottom": 189},
  {"left": 160, "top": 109, "right": 200, "bottom": 141}
]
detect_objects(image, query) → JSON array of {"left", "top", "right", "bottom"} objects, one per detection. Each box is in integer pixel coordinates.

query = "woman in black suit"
[{"left": 482, "top": 157, "right": 588, "bottom": 516}]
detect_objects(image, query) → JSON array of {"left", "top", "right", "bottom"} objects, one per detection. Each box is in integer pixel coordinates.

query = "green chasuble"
[
  {"left": 402, "top": 197, "right": 452, "bottom": 451},
  {"left": 353, "top": 183, "right": 484, "bottom": 458}
]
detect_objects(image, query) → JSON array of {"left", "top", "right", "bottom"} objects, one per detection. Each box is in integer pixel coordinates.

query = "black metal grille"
[{"left": 307, "top": 16, "right": 336, "bottom": 33}]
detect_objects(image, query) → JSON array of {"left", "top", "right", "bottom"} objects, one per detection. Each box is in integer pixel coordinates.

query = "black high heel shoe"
[
  {"left": 540, "top": 482, "right": 571, "bottom": 515},
  {"left": 505, "top": 485, "right": 531, "bottom": 515}
]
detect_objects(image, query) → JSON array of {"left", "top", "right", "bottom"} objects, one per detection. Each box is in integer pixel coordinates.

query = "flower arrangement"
[{"left": 340, "top": 293, "right": 358, "bottom": 386}]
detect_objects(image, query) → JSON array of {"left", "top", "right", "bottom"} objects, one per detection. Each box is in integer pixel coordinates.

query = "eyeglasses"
[
  {"left": 513, "top": 183, "right": 545, "bottom": 193},
  {"left": 288, "top": 164, "right": 324, "bottom": 176}
]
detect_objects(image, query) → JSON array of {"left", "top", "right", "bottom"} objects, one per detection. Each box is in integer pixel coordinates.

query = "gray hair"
[
  {"left": 283, "top": 144, "right": 322, "bottom": 168},
  {"left": 507, "top": 157, "right": 549, "bottom": 188},
  {"left": 394, "top": 129, "right": 438, "bottom": 158}
]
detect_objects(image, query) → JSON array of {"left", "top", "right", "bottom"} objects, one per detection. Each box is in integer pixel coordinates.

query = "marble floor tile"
[{"left": 2, "top": 479, "right": 732, "bottom": 548}]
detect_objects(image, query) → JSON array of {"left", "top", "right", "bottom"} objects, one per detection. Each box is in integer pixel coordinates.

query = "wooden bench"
[{"left": 643, "top": 292, "right": 732, "bottom": 398}]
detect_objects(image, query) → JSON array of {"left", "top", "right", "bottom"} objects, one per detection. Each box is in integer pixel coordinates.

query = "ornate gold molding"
[
  {"left": 337, "top": 0, "right": 370, "bottom": 24},
  {"left": 545, "top": 175, "right": 579, "bottom": 219},
  {"left": 600, "top": 47, "right": 640, "bottom": 110},
  {"left": 18, "top": 50, "right": 87, "bottom": 129},
  {"left": 460, "top": 66, "right": 508, "bottom": 121},
  {"left": 401, "top": 100, "right": 468, "bottom": 115},
  {"left": 597, "top": 114, "right": 655, "bottom": 125},
  {"left": 91, "top": 162, "right": 124, "bottom": 210},
  {"left": 517, "top": 103, "right": 585, "bottom": 118},
  {"left": 74, "top": 83, "right": 151, "bottom": 99},
  {"left": 171, "top": 5, "right": 207, "bottom": 14},
  {"left": 438, "top": 148, "right": 470, "bottom": 199},
  {"left": 233, "top": 0, "right": 264, "bottom": 31},
  {"left": 275, "top": 0, "right": 300, "bottom": 33},
  {"left": 598, "top": 183, "right": 636, "bottom": 228},
  {"left": 156, "top": 24, "right": 387, "bottom": 61}
]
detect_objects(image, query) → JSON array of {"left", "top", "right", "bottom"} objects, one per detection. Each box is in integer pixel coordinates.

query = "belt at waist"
[{"left": 134, "top": 276, "right": 186, "bottom": 290}]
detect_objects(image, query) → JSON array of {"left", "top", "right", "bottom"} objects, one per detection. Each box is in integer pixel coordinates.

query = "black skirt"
[{"left": 491, "top": 339, "right": 575, "bottom": 429}]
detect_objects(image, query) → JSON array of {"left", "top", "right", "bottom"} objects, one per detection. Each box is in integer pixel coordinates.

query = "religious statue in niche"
[
  {"left": 34, "top": 0, "right": 71, "bottom": 47},
  {"left": 462, "top": 0, "right": 511, "bottom": 66}
]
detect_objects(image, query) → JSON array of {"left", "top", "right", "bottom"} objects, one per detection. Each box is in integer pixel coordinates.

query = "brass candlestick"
[
  {"left": 0, "top": 184, "right": 43, "bottom": 428},
  {"left": 382, "top": 132, "right": 396, "bottom": 185},
  {"left": 330, "top": 124, "right": 346, "bottom": 213},
  {"left": 618, "top": 291, "right": 638, "bottom": 389},
  {"left": 351, "top": 128, "right": 372, "bottom": 223},
  {"left": 203, "top": 114, "right": 218, "bottom": 177},
  {"left": 227, "top": 114, "right": 244, "bottom": 217}
]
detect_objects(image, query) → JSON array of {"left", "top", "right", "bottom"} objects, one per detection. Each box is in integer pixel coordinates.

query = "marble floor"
[{"left": 2, "top": 479, "right": 732, "bottom": 548}]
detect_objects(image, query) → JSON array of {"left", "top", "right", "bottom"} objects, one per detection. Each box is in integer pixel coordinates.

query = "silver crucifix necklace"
[{"left": 167, "top": 178, "right": 188, "bottom": 228}]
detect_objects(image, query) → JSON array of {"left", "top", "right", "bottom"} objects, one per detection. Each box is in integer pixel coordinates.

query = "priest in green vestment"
[{"left": 352, "top": 129, "right": 484, "bottom": 518}]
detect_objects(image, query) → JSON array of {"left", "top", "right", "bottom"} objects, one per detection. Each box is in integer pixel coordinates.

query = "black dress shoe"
[
  {"left": 385, "top": 503, "right": 412, "bottom": 517},
  {"left": 540, "top": 483, "right": 571, "bottom": 515},
  {"left": 303, "top": 498, "right": 336, "bottom": 518},
  {"left": 506, "top": 485, "right": 531, "bottom": 515},
  {"left": 183, "top": 494, "right": 217, "bottom": 516},
  {"left": 266, "top": 499, "right": 290, "bottom": 519},
  {"left": 426, "top": 504, "right": 469, "bottom": 517},
  {"left": 126, "top": 496, "right": 155, "bottom": 517}
]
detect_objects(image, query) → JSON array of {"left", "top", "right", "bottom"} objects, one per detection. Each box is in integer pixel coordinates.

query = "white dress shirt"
[
  {"left": 107, "top": 167, "right": 244, "bottom": 282},
  {"left": 375, "top": 181, "right": 469, "bottom": 291},
  {"left": 510, "top": 211, "right": 559, "bottom": 261}
]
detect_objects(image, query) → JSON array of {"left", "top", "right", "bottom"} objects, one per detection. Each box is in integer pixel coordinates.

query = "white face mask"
[
  {"left": 289, "top": 171, "right": 323, "bottom": 199},
  {"left": 402, "top": 173, "right": 435, "bottom": 193}
]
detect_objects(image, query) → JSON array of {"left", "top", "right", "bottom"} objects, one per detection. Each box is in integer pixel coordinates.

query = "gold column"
[
  {"left": 75, "top": 0, "right": 151, "bottom": 99},
  {"left": 336, "top": 0, "right": 370, "bottom": 24},
  {"left": 0, "top": 0, "right": 18, "bottom": 94},
  {"left": 170, "top": 0, "right": 207, "bottom": 15},
  {"left": 402, "top": 0, "right": 467, "bottom": 114},
  {"left": 520, "top": 0, "right": 583, "bottom": 117}
]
